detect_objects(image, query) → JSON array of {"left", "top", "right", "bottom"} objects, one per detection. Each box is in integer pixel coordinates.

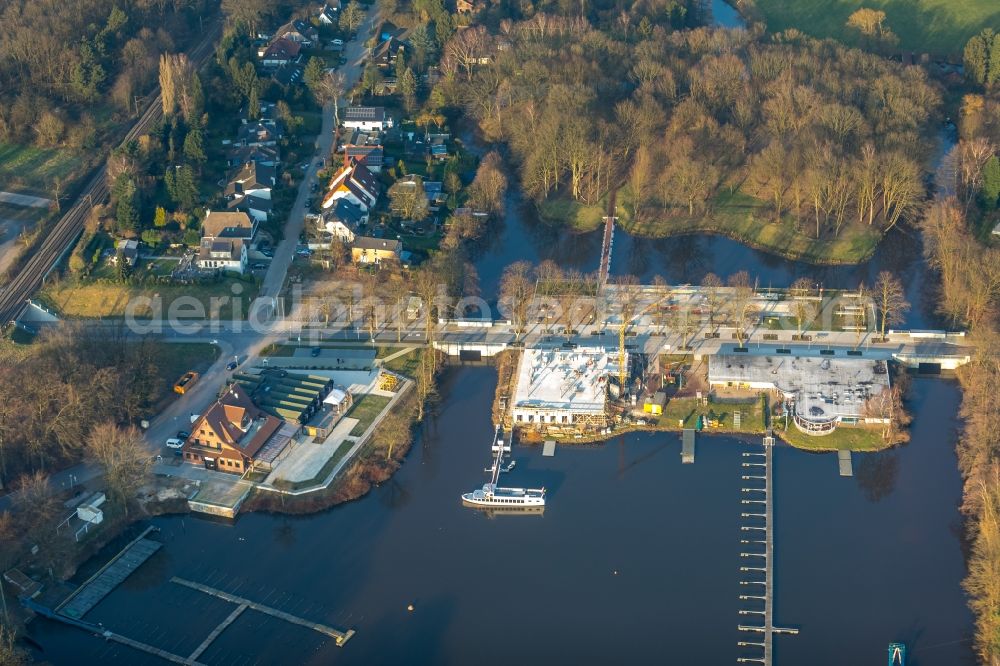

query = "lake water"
[{"left": 28, "top": 367, "right": 973, "bottom": 665}]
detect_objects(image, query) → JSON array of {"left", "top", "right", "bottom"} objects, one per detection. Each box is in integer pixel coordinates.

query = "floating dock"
[
  {"left": 171, "top": 577, "right": 355, "bottom": 647},
  {"left": 56, "top": 526, "right": 162, "bottom": 619},
  {"left": 542, "top": 440, "right": 556, "bottom": 457},
  {"left": 838, "top": 450, "right": 853, "bottom": 477},
  {"left": 681, "top": 430, "right": 696, "bottom": 464}
]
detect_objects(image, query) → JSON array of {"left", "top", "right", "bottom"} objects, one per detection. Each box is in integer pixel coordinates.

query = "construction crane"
[{"left": 613, "top": 279, "right": 672, "bottom": 398}]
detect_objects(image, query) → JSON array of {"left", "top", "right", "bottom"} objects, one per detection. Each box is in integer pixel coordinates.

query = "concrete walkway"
[{"left": 267, "top": 417, "right": 358, "bottom": 485}]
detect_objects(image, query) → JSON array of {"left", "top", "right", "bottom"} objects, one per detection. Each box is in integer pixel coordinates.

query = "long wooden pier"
[
  {"left": 171, "top": 577, "right": 355, "bottom": 647},
  {"left": 56, "top": 526, "right": 162, "bottom": 619},
  {"left": 737, "top": 434, "right": 797, "bottom": 665}
]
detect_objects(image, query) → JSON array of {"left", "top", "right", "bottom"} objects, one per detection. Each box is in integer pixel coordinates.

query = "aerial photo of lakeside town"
[{"left": 0, "top": 0, "right": 999, "bottom": 663}]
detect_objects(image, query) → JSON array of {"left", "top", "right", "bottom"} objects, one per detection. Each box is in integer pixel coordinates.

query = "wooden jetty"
[
  {"left": 57, "top": 526, "right": 162, "bottom": 619},
  {"left": 171, "top": 577, "right": 355, "bottom": 647},
  {"left": 681, "top": 429, "right": 695, "bottom": 464},
  {"left": 738, "top": 435, "right": 798, "bottom": 665},
  {"left": 838, "top": 450, "right": 853, "bottom": 477}
]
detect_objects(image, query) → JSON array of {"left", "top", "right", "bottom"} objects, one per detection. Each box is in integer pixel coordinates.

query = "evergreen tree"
[
  {"left": 183, "top": 124, "right": 206, "bottom": 163},
  {"left": 398, "top": 67, "right": 417, "bottom": 111},
  {"left": 982, "top": 156, "right": 1000, "bottom": 210},
  {"left": 304, "top": 57, "right": 326, "bottom": 96}
]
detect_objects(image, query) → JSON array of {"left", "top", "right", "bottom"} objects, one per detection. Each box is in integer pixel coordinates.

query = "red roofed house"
[
  {"left": 181, "top": 385, "right": 285, "bottom": 474},
  {"left": 320, "top": 159, "right": 380, "bottom": 211}
]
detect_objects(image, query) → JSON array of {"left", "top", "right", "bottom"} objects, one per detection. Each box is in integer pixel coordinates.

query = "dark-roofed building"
[
  {"left": 343, "top": 144, "right": 384, "bottom": 172},
  {"left": 275, "top": 19, "right": 319, "bottom": 47},
  {"left": 233, "top": 368, "right": 335, "bottom": 424},
  {"left": 342, "top": 106, "right": 392, "bottom": 131},
  {"left": 272, "top": 62, "right": 304, "bottom": 87},
  {"left": 320, "top": 199, "right": 366, "bottom": 242},
  {"left": 227, "top": 144, "right": 280, "bottom": 168},
  {"left": 225, "top": 161, "right": 275, "bottom": 223},
  {"left": 259, "top": 37, "right": 302, "bottom": 67},
  {"left": 352, "top": 236, "right": 401, "bottom": 265},
  {"left": 202, "top": 210, "right": 256, "bottom": 241},
  {"left": 317, "top": 1, "right": 340, "bottom": 24},
  {"left": 235, "top": 120, "right": 283, "bottom": 147},
  {"left": 182, "top": 385, "right": 286, "bottom": 473}
]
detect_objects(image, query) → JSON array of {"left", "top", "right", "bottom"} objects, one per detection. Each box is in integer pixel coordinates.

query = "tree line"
[{"left": 433, "top": 10, "right": 940, "bottom": 241}]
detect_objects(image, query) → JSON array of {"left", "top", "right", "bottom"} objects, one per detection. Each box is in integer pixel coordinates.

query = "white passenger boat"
[
  {"left": 463, "top": 428, "right": 545, "bottom": 509},
  {"left": 462, "top": 483, "right": 545, "bottom": 508}
]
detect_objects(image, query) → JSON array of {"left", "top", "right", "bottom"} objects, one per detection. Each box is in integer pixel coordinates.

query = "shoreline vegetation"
[{"left": 535, "top": 187, "right": 886, "bottom": 265}]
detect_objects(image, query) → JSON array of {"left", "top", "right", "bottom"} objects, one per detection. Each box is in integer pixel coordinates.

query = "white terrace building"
[{"left": 512, "top": 346, "right": 618, "bottom": 432}]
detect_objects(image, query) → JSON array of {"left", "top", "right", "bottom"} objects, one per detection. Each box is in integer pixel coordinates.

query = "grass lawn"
[
  {"left": 0, "top": 142, "right": 84, "bottom": 193},
  {"left": 536, "top": 197, "right": 607, "bottom": 232},
  {"left": 381, "top": 347, "right": 421, "bottom": 376},
  {"left": 147, "top": 341, "right": 219, "bottom": 407},
  {"left": 751, "top": 0, "right": 999, "bottom": 57},
  {"left": 776, "top": 422, "right": 890, "bottom": 451},
  {"left": 620, "top": 188, "right": 883, "bottom": 265},
  {"left": 659, "top": 396, "right": 766, "bottom": 432},
  {"left": 39, "top": 276, "right": 258, "bottom": 319},
  {"left": 346, "top": 393, "right": 392, "bottom": 436}
]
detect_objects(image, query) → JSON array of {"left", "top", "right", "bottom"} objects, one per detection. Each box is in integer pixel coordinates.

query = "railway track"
[{"left": 0, "top": 20, "right": 222, "bottom": 325}]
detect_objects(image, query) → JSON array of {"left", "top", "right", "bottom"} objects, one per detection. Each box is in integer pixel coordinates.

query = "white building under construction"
[{"left": 511, "top": 346, "right": 619, "bottom": 432}]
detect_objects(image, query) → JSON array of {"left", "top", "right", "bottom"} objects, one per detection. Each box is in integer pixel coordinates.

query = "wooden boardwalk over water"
[
  {"left": 57, "top": 526, "right": 162, "bottom": 619},
  {"left": 737, "top": 435, "right": 797, "bottom": 665},
  {"left": 171, "top": 577, "right": 355, "bottom": 647}
]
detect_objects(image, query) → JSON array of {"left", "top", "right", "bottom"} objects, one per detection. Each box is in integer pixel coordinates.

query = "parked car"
[
  {"left": 311, "top": 347, "right": 322, "bottom": 357},
  {"left": 165, "top": 438, "right": 185, "bottom": 449},
  {"left": 252, "top": 263, "right": 266, "bottom": 270},
  {"left": 261, "top": 249, "right": 274, "bottom": 258},
  {"left": 176, "top": 430, "right": 191, "bottom": 440},
  {"left": 296, "top": 248, "right": 313, "bottom": 257},
  {"left": 173, "top": 371, "right": 199, "bottom": 394},
  {"left": 226, "top": 360, "right": 238, "bottom": 370},
  {"left": 332, "top": 38, "right": 343, "bottom": 47}
]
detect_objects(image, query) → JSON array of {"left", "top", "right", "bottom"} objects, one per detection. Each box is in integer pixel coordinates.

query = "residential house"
[
  {"left": 113, "top": 239, "right": 140, "bottom": 266},
  {"left": 342, "top": 106, "right": 392, "bottom": 131},
  {"left": 321, "top": 199, "right": 365, "bottom": 242},
  {"left": 259, "top": 37, "right": 302, "bottom": 67},
  {"left": 343, "top": 144, "right": 384, "bottom": 172},
  {"left": 275, "top": 19, "right": 319, "bottom": 47},
  {"left": 272, "top": 63, "right": 304, "bottom": 87},
  {"left": 352, "top": 236, "right": 402, "bottom": 265},
  {"left": 321, "top": 160, "right": 380, "bottom": 211},
  {"left": 197, "top": 237, "right": 247, "bottom": 274},
  {"left": 202, "top": 210, "right": 258, "bottom": 242},
  {"left": 374, "top": 37, "right": 405, "bottom": 71},
  {"left": 235, "top": 120, "right": 283, "bottom": 148},
  {"left": 196, "top": 210, "right": 256, "bottom": 273},
  {"left": 376, "top": 20, "right": 405, "bottom": 43},
  {"left": 226, "top": 144, "right": 280, "bottom": 169},
  {"left": 181, "top": 385, "right": 287, "bottom": 473},
  {"left": 239, "top": 101, "right": 277, "bottom": 124},
  {"left": 224, "top": 161, "right": 276, "bottom": 223},
  {"left": 455, "top": 0, "right": 481, "bottom": 13},
  {"left": 317, "top": 1, "right": 340, "bottom": 24}
]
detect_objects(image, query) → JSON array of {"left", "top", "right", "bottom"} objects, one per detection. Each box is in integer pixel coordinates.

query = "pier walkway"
[
  {"left": 56, "top": 526, "right": 162, "bottom": 619},
  {"left": 738, "top": 434, "right": 797, "bottom": 665},
  {"left": 171, "top": 577, "right": 355, "bottom": 647}
]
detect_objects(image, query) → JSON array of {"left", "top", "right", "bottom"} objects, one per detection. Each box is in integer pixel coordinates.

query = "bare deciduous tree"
[
  {"left": 86, "top": 423, "right": 151, "bottom": 517},
  {"left": 872, "top": 271, "right": 910, "bottom": 339}
]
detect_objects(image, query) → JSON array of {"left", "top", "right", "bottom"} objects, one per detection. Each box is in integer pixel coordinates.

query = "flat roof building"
[
  {"left": 708, "top": 348, "right": 891, "bottom": 436},
  {"left": 511, "top": 346, "right": 618, "bottom": 433}
]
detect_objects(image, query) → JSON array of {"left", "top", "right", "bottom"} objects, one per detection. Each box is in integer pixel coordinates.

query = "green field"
[
  {"left": 776, "top": 422, "right": 888, "bottom": 451},
  {"left": 347, "top": 393, "right": 392, "bottom": 437},
  {"left": 0, "top": 142, "right": 84, "bottom": 193},
  {"left": 751, "top": 0, "right": 999, "bottom": 56}
]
